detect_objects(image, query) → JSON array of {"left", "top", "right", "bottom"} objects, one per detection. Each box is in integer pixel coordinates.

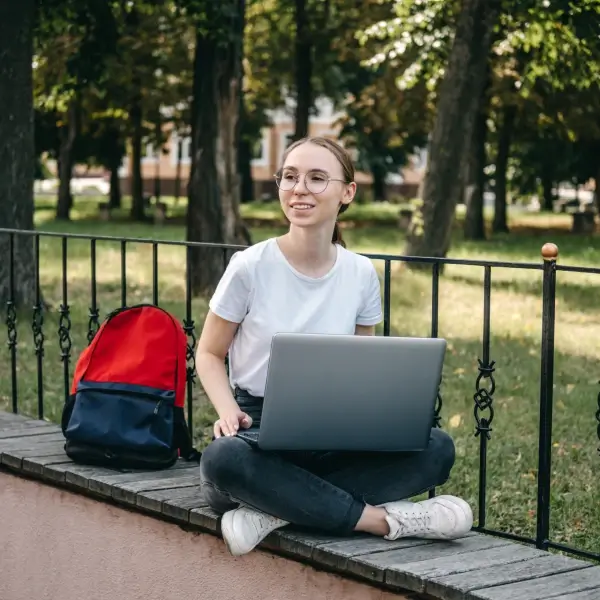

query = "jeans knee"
[
  {"left": 200, "top": 435, "right": 251, "bottom": 488},
  {"left": 429, "top": 428, "right": 456, "bottom": 482}
]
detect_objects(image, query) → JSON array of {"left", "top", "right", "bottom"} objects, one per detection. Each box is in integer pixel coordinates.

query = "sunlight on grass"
[{"left": 2, "top": 204, "right": 599, "bottom": 556}]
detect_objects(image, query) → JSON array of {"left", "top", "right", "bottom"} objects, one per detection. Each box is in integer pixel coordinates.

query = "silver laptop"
[{"left": 236, "top": 333, "right": 446, "bottom": 452}]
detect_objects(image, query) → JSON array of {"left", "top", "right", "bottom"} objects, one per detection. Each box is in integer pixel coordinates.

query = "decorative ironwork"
[
  {"left": 433, "top": 391, "right": 442, "bottom": 428},
  {"left": 474, "top": 359, "right": 496, "bottom": 439},
  {"left": 32, "top": 302, "right": 45, "bottom": 360},
  {"left": 6, "top": 299, "right": 18, "bottom": 413},
  {"left": 58, "top": 303, "right": 72, "bottom": 365},
  {"left": 6, "top": 301, "right": 17, "bottom": 354},
  {"left": 87, "top": 308, "right": 100, "bottom": 344},
  {"left": 183, "top": 318, "right": 197, "bottom": 386}
]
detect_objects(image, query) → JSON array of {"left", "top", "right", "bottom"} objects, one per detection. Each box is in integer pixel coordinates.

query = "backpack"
[{"left": 61, "top": 304, "right": 200, "bottom": 470}]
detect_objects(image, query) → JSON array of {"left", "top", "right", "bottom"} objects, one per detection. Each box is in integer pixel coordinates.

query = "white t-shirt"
[{"left": 208, "top": 238, "right": 382, "bottom": 397}]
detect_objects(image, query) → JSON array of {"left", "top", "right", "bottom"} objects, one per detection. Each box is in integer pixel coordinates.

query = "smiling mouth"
[{"left": 290, "top": 204, "right": 315, "bottom": 210}]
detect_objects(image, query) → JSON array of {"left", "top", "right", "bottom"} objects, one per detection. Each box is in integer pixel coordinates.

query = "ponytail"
[
  {"left": 333, "top": 203, "right": 350, "bottom": 247},
  {"left": 332, "top": 221, "right": 345, "bottom": 248}
]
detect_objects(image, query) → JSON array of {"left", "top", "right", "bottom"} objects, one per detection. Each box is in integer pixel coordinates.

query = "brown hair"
[{"left": 280, "top": 136, "right": 354, "bottom": 248}]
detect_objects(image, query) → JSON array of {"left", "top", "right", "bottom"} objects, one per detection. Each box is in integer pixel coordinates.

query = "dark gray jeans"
[{"left": 199, "top": 391, "right": 456, "bottom": 535}]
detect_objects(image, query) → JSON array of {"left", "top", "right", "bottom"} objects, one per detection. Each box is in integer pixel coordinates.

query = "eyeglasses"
[{"left": 274, "top": 170, "right": 349, "bottom": 195}]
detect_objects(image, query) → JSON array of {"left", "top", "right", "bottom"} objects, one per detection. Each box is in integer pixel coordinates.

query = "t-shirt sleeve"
[
  {"left": 356, "top": 261, "right": 383, "bottom": 326},
  {"left": 208, "top": 251, "right": 252, "bottom": 323}
]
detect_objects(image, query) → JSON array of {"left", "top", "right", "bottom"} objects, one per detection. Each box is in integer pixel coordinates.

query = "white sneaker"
[
  {"left": 381, "top": 495, "right": 473, "bottom": 541},
  {"left": 221, "top": 505, "right": 288, "bottom": 556}
]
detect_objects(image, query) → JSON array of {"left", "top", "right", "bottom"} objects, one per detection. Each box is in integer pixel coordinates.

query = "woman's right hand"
[{"left": 213, "top": 409, "right": 253, "bottom": 438}]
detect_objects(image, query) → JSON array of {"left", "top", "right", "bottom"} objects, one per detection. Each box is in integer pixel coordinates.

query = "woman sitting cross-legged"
[{"left": 196, "top": 136, "right": 473, "bottom": 556}]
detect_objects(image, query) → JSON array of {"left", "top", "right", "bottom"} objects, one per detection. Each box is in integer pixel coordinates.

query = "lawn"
[{"left": 1, "top": 196, "right": 599, "bottom": 558}]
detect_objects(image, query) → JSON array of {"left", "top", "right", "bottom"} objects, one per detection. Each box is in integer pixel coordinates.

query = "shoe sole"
[{"left": 221, "top": 510, "right": 248, "bottom": 556}]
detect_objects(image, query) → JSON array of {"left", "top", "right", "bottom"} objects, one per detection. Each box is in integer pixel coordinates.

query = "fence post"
[
  {"left": 6, "top": 233, "right": 18, "bottom": 413},
  {"left": 473, "top": 265, "right": 495, "bottom": 528},
  {"left": 536, "top": 242, "right": 558, "bottom": 550}
]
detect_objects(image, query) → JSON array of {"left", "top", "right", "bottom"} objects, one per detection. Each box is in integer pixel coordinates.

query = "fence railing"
[{"left": 1, "top": 227, "right": 598, "bottom": 563}]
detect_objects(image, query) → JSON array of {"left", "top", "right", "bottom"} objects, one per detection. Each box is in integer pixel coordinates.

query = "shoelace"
[{"left": 395, "top": 510, "right": 433, "bottom": 535}]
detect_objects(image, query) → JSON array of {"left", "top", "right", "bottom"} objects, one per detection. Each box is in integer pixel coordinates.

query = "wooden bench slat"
[
  {"left": 53, "top": 463, "right": 118, "bottom": 485},
  {"left": 22, "top": 454, "right": 76, "bottom": 476},
  {"left": 470, "top": 565, "right": 600, "bottom": 600},
  {"left": 264, "top": 529, "right": 364, "bottom": 559},
  {"left": 0, "top": 419, "right": 57, "bottom": 432},
  {"left": 136, "top": 484, "right": 208, "bottom": 518},
  {"left": 430, "top": 554, "right": 592, "bottom": 600},
  {"left": 310, "top": 536, "right": 435, "bottom": 572},
  {"left": 547, "top": 589, "right": 600, "bottom": 600},
  {"left": 3, "top": 441, "right": 68, "bottom": 456},
  {"left": 385, "top": 541, "right": 546, "bottom": 595},
  {"left": 1, "top": 440, "right": 69, "bottom": 468},
  {"left": 113, "top": 475, "right": 200, "bottom": 505},
  {"left": 347, "top": 533, "right": 510, "bottom": 586},
  {"left": 0, "top": 423, "right": 60, "bottom": 439},
  {"left": 0, "top": 412, "right": 32, "bottom": 426},
  {"left": 189, "top": 506, "right": 221, "bottom": 533},
  {"left": 69, "top": 463, "right": 196, "bottom": 498},
  {"left": 0, "top": 432, "right": 65, "bottom": 450}
]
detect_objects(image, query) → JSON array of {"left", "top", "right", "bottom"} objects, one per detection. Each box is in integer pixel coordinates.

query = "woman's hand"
[{"left": 214, "top": 409, "right": 253, "bottom": 438}]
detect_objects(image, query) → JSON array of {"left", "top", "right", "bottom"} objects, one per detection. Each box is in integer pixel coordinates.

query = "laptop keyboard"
[{"left": 237, "top": 430, "right": 260, "bottom": 443}]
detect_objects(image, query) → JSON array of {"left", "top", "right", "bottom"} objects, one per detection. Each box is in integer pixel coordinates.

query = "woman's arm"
[
  {"left": 195, "top": 310, "right": 241, "bottom": 420},
  {"left": 355, "top": 324, "right": 375, "bottom": 336}
]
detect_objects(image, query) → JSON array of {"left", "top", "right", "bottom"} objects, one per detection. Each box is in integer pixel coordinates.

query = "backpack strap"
[{"left": 173, "top": 407, "right": 201, "bottom": 463}]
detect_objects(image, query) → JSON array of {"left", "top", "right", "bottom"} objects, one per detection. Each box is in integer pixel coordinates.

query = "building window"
[
  {"left": 278, "top": 132, "right": 295, "bottom": 164},
  {"left": 170, "top": 134, "right": 192, "bottom": 165},
  {"left": 141, "top": 142, "right": 159, "bottom": 164},
  {"left": 250, "top": 129, "right": 270, "bottom": 167}
]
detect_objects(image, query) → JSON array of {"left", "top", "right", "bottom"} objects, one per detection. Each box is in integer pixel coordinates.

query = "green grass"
[{"left": 2, "top": 195, "right": 599, "bottom": 558}]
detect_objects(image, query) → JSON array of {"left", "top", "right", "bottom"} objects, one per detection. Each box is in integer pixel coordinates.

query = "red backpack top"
[{"left": 71, "top": 304, "right": 187, "bottom": 406}]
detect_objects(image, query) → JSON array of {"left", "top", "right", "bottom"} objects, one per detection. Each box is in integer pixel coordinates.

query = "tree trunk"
[
  {"left": 541, "top": 156, "right": 554, "bottom": 211},
  {"left": 153, "top": 118, "right": 161, "bottom": 202},
  {"left": 371, "top": 161, "right": 387, "bottom": 202},
  {"left": 107, "top": 126, "right": 122, "bottom": 208},
  {"left": 238, "top": 73, "right": 255, "bottom": 204},
  {"left": 174, "top": 139, "right": 182, "bottom": 204},
  {"left": 239, "top": 135, "right": 254, "bottom": 203},
  {"left": 463, "top": 88, "right": 488, "bottom": 240},
  {"left": 130, "top": 90, "right": 145, "bottom": 221},
  {"left": 109, "top": 161, "right": 121, "bottom": 208},
  {"left": 0, "top": 0, "right": 38, "bottom": 308},
  {"left": 56, "top": 98, "right": 79, "bottom": 220},
  {"left": 405, "top": 0, "right": 500, "bottom": 259},
  {"left": 594, "top": 160, "right": 600, "bottom": 214},
  {"left": 493, "top": 104, "right": 515, "bottom": 234},
  {"left": 187, "top": 0, "right": 251, "bottom": 295},
  {"left": 293, "top": 0, "right": 312, "bottom": 141}
]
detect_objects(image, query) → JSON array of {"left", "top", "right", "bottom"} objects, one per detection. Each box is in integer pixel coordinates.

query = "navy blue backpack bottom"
[{"left": 63, "top": 439, "right": 179, "bottom": 470}]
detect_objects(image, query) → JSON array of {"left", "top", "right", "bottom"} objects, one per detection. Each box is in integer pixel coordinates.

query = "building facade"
[{"left": 120, "top": 97, "right": 424, "bottom": 200}]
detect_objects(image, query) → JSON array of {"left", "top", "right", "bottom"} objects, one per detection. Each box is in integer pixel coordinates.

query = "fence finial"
[{"left": 541, "top": 243, "right": 559, "bottom": 261}]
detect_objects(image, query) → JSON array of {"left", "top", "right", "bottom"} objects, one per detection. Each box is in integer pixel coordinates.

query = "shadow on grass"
[
  {"left": 459, "top": 231, "right": 600, "bottom": 267},
  {"left": 445, "top": 271, "right": 600, "bottom": 317}
]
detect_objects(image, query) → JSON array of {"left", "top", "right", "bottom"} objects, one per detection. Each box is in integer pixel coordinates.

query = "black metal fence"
[{"left": 1, "top": 227, "right": 599, "bottom": 562}]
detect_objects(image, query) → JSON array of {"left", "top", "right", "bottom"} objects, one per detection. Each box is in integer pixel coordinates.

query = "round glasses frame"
[{"left": 274, "top": 170, "right": 349, "bottom": 195}]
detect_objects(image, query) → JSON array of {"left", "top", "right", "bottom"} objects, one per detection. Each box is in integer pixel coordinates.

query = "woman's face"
[{"left": 278, "top": 142, "right": 355, "bottom": 231}]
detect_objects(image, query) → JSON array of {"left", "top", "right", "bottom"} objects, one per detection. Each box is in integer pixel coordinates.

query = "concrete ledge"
[{"left": 1, "top": 410, "right": 599, "bottom": 600}]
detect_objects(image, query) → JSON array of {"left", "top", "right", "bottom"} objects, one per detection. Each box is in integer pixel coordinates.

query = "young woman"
[{"left": 196, "top": 136, "right": 472, "bottom": 556}]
